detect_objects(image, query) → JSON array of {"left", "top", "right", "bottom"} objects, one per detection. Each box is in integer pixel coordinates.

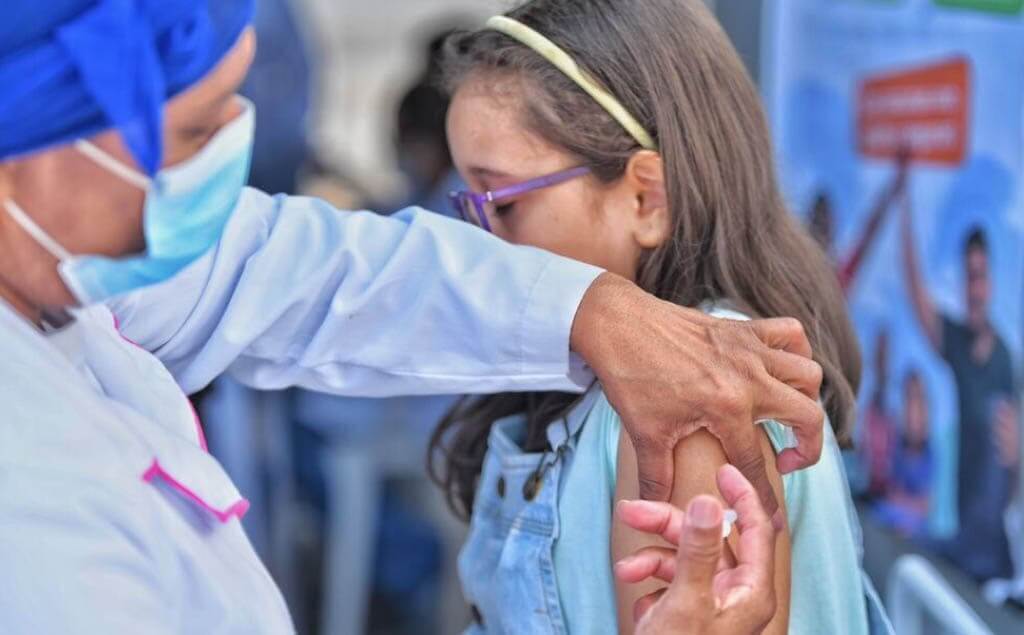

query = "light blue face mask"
[{"left": 3, "top": 97, "right": 255, "bottom": 306}]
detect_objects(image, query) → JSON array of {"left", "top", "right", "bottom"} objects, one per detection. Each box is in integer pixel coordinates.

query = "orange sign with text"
[{"left": 856, "top": 58, "right": 970, "bottom": 165}]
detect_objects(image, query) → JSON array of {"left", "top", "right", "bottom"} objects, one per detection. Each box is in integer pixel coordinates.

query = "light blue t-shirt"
[{"left": 552, "top": 312, "right": 871, "bottom": 634}]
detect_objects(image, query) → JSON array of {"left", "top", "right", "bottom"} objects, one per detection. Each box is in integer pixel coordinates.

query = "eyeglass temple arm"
[{"left": 487, "top": 166, "right": 591, "bottom": 203}]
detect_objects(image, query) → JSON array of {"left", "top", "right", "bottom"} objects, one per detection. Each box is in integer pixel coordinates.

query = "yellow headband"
[{"left": 484, "top": 15, "right": 657, "bottom": 151}]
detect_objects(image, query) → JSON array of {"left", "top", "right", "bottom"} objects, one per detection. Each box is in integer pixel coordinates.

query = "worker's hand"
[
  {"left": 572, "top": 273, "right": 824, "bottom": 516},
  {"left": 614, "top": 465, "right": 778, "bottom": 635}
]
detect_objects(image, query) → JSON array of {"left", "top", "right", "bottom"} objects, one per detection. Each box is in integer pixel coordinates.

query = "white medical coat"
[{"left": 0, "top": 188, "right": 600, "bottom": 633}]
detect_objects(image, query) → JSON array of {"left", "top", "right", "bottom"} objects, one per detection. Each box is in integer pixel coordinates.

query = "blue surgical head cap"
[{"left": 0, "top": 0, "right": 254, "bottom": 174}]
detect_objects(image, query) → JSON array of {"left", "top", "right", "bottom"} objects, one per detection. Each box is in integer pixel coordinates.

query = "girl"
[{"left": 428, "top": 1, "right": 887, "bottom": 633}]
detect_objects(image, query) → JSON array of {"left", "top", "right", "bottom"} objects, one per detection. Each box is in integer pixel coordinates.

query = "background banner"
[{"left": 764, "top": 0, "right": 1024, "bottom": 585}]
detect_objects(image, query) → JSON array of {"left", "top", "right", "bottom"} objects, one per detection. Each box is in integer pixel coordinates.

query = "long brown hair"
[{"left": 428, "top": 0, "right": 861, "bottom": 520}]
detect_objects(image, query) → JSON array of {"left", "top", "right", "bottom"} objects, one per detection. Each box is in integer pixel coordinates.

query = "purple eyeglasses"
[{"left": 449, "top": 166, "right": 591, "bottom": 232}]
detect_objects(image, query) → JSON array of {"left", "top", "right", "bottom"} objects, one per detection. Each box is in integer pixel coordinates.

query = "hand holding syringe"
[{"left": 614, "top": 465, "right": 780, "bottom": 635}]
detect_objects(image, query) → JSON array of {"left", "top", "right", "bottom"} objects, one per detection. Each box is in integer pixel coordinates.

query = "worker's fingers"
[
  {"left": 755, "top": 380, "right": 825, "bottom": 474},
  {"left": 716, "top": 423, "right": 780, "bottom": 518},
  {"left": 615, "top": 499, "right": 685, "bottom": 545},
  {"left": 716, "top": 465, "right": 776, "bottom": 591},
  {"left": 748, "top": 317, "right": 813, "bottom": 359},
  {"left": 631, "top": 434, "right": 675, "bottom": 502},
  {"left": 710, "top": 562, "right": 777, "bottom": 628},
  {"left": 705, "top": 465, "right": 780, "bottom": 628},
  {"left": 762, "top": 349, "right": 823, "bottom": 401},
  {"left": 614, "top": 546, "right": 680, "bottom": 584},
  {"left": 658, "top": 496, "right": 725, "bottom": 607},
  {"left": 633, "top": 588, "right": 667, "bottom": 625},
  {"left": 754, "top": 321, "right": 825, "bottom": 475}
]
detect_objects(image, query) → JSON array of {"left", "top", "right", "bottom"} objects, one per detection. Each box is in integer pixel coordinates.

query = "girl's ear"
[{"left": 623, "top": 151, "right": 671, "bottom": 249}]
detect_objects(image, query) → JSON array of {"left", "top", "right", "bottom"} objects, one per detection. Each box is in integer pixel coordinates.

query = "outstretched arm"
[
  {"left": 839, "top": 158, "right": 908, "bottom": 293},
  {"left": 113, "top": 189, "right": 824, "bottom": 511},
  {"left": 899, "top": 189, "right": 942, "bottom": 352},
  {"left": 110, "top": 190, "right": 603, "bottom": 397}
]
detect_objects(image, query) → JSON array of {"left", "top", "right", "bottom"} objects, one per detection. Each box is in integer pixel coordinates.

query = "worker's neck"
[
  {"left": 0, "top": 217, "right": 77, "bottom": 328},
  {"left": 0, "top": 277, "right": 42, "bottom": 326}
]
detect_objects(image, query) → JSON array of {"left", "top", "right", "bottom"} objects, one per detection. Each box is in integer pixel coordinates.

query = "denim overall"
[
  {"left": 457, "top": 387, "right": 895, "bottom": 635},
  {"left": 458, "top": 389, "right": 601, "bottom": 634}
]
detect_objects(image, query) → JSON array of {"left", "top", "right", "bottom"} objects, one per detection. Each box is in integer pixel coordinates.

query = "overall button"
[
  {"left": 496, "top": 476, "right": 506, "bottom": 498},
  {"left": 523, "top": 473, "right": 543, "bottom": 501}
]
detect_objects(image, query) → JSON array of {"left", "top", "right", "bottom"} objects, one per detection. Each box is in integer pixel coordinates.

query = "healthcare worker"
[{"left": 0, "top": 1, "right": 826, "bottom": 632}]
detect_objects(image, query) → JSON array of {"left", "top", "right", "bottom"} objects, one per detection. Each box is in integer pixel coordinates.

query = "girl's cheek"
[
  {"left": 496, "top": 213, "right": 530, "bottom": 244},
  {"left": 490, "top": 218, "right": 517, "bottom": 243}
]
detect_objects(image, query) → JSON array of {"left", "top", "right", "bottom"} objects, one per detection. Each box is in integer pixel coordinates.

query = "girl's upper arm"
[{"left": 611, "top": 427, "right": 791, "bottom": 635}]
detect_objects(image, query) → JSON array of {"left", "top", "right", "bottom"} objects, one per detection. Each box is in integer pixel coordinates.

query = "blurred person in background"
[
  {"left": 240, "top": 0, "right": 312, "bottom": 195},
  {"left": 872, "top": 369, "right": 933, "bottom": 538},
  {"left": 296, "top": 152, "right": 368, "bottom": 210},
  {"left": 806, "top": 191, "right": 834, "bottom": 257},
  {"left": 385, "top": 28, "right": 466, "bottom": 216},
  {"left": 902, "top": 193, "right": 1019, "bottom": 580},
  {"left": 369, "top": 24, "right": 472, "bottom": 633},
  {"left": 808, "top": 155, "right": 908, "bottom": 295},
  {"left": 860, "top": 331, "right": 894, "bottom": 499},
  {"left": 0, "top": 1, "right": 829, "bottom": 632},
  {"left": 431, "top": 1, "right": 890, "bottom": 633},
  {"left": 392, "top": 78, "right": 455, "bottom": 213}
]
